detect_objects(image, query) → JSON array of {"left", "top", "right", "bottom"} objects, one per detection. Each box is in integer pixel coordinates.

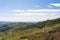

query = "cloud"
[
  {"left": 12, "top": 9, "right": 60, "bottom": 13},
  {"left": 50, "top": 3, "right": 60, "bottom": 7},
  {"left": 48, "top": 5, "right": 53, "bottom": 8},
  {"left": 11, "top": 9, "right": 60, "bottom": 22},
  {"left": 0, "top": 9, "right": 60, "bottom": 22},
  {"left": 0, "top": 13, "right": 60, "bottom": 22},
  {"left": 0, "top": 16, "right": 22, "bottom": 22}
]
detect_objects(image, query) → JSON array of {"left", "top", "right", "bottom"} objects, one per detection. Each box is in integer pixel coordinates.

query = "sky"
[{"left": 0, "top": 0, "right": 60, "bottom": 22}]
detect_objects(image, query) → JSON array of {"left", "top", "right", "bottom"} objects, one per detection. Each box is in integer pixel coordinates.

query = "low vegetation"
[{"left": 0, "top": 18, "right": 60, "bottom": 40}]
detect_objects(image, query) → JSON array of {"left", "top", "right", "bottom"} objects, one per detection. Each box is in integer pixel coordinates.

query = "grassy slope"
[
  {"left": 0, "top": 24, "right": 59, "bottom": 40},
  {"left": 0, "top": 18, "right": 60, "bottom": 40}
]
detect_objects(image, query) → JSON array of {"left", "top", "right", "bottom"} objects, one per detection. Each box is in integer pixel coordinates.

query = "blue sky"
[{"left": 0, "top": 0, "right": 60, "bottom": 22}]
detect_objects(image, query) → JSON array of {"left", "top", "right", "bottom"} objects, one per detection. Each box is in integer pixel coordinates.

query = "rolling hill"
[{"left": 0, "top": 18, "right": 60, "bottom": 40}]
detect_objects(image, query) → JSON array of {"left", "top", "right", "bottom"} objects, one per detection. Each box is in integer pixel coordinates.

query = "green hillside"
[{"left": 0, "top": 18, "right": 60, "bottom": 40}]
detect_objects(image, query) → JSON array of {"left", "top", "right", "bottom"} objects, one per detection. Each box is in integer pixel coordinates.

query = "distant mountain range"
[
  {"left": 0, "top": 22, "right": 35, "bottom": 24},
  {"left": 0, "top": 22, "right": 10, "bottom": 24}
]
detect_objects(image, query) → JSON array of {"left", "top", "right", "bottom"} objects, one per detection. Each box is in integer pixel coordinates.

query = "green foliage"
[{"left": 0, "top": 18, "right": 60, "bottom": 40}]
